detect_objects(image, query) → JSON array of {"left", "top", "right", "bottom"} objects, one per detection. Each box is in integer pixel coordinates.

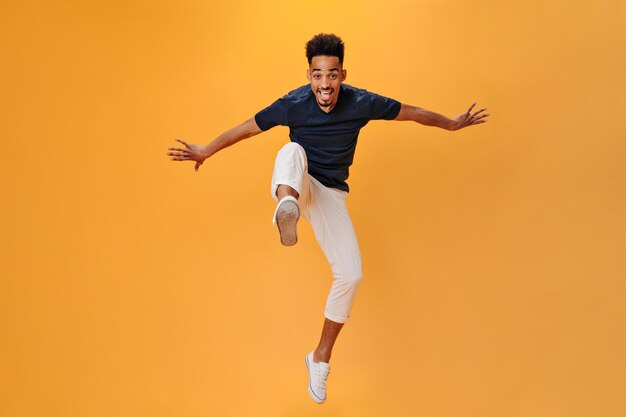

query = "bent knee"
[
  {"left": 332, "top": 272, "right": 363, "bottom": 285},
  {"left": 331, "top": 260, "right": 362, "bottom": 284},
  {"left": 279, "top": 141, "right": 306, "bottom": 156}
]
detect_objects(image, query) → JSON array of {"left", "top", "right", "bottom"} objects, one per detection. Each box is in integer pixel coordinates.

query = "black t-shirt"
[{"left": 255, "top": 83, "right": 401, "bottom": 192}]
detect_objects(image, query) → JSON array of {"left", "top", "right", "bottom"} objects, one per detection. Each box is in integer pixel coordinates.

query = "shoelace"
[{"left": 315, "top": 364, "right": 330, "bottom": 390}]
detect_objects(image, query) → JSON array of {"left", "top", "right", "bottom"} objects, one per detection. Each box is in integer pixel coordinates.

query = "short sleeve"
[
  {"left": 368, "top": 92, "right": 401, "bottom": 120},
  {"left": 254, "top": 98, "right": 289, "bottom": 131}
]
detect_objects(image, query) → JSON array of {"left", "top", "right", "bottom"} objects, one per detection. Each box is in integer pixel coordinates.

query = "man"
[{"left": 167, "top": 33, "right": 489, "bottom": 404}]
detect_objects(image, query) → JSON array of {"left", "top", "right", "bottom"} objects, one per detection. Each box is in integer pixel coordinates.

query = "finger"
[
  {"left": 464, "top": 103, "right": 477, "bottom": 121},
  {"left": 167, "top": 152, "right": 188, "bottom": 157},
  {"left": 170, "top": 156, "right": 189, "bottom": 161},
  {"left": 472, "top": 108, "right": 487, "bottom": 117},
  {"left": 175, "top": 138, "right": 191, "bottom": 148},
  {"left": 168, "top": 147, "right": 190, "bottom": 153},
  {"left": 195, "top": 161, "right": 202, "bottom": 171}
]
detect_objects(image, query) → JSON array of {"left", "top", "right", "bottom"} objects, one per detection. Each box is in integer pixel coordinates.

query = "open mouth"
[{"left": 318, "top": 90, "right": 333, "bottom": 101}]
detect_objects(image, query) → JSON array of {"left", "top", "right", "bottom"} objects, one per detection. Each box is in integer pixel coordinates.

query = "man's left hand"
[{"left": 449, "top": 102, "right": 489, "bottom": 131}]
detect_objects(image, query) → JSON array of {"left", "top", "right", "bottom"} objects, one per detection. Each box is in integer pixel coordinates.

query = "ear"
[
  {"left": 341, "top": 68, "right": 347, "bottom": 82},
  {"left": 306, "top": 68, "right": 311, "bottom": 82}
]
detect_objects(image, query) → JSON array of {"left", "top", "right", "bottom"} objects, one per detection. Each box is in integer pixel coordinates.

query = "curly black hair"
[{"left": 305, "top": 33, "right": 345, "bottom": 65}]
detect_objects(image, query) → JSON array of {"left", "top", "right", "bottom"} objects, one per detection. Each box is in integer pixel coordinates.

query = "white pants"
[{"left": 271, "top": 142, "right": 363, "bottom": 323}]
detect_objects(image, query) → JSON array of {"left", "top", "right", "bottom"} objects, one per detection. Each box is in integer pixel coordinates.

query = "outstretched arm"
[
  {"left": 167, "top": 117, "right": 263, "bottom": 171},
  {"left": 394, "top": 102, "right": 489, "bottom": 131}
]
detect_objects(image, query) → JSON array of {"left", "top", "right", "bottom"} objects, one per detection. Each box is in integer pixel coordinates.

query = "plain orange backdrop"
[{"left": 2, "top": 0, "right": 625, "bottom": 416}]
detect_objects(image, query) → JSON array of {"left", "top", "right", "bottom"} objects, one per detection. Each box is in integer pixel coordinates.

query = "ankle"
[
  {"left": 276, "top": 184, "right": 299, "bottom": 200},
  {"left": 313, "top": 349, "right": 331, "bottom": 363}
]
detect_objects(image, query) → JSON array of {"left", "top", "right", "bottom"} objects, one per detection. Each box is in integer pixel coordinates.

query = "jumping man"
[{"left": 167, "top": 33, "right": 489, "bottom": 404}]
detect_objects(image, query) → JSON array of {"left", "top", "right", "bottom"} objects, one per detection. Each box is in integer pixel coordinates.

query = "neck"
[{"left": 319, "top": 104, "right": 335, "bottom": 113}]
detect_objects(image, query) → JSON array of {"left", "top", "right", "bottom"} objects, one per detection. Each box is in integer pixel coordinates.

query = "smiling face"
[{"left": 306, "top": 55, "right": 347, "bottom": 113}]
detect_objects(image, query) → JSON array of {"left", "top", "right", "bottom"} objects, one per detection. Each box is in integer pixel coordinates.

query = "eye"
[
  {"left": 314, "top": 74, "right": 321, "bottom": 79},
  {"left": 330, "top": 74, "right": 337, "bottom": 79}
]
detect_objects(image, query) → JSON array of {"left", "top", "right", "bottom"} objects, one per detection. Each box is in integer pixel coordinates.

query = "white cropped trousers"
[{"left": 271, "top": 142, "right": 363, "bottom": 323}]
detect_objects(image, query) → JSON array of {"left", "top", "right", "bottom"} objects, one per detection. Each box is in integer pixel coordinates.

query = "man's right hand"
[
  {"left": 167, "top": 138, "right": 210, "bottom": 171},
  {"left": 168, "top": 117, "right": 263, "bottom": 171}
]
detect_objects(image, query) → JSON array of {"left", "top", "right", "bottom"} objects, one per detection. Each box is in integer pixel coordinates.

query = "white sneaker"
[
  {"left": 305, "top": 351, "right": 330, "bottom": 404},
  {"left": 272, "top": 195, "right": 300, "bottom": 246}
]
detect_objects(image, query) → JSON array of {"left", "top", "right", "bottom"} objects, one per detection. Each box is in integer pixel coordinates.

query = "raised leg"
[{"left": 271, "top": 143, "right": 308, "bottom": 246}]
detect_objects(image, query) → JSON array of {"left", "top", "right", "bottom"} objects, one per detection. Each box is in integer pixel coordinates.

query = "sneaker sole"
[
  {"left": 276, "top": 200, "right": 299, "bottom": 246},
  {"left": 305, "top": 353, "right": 326, "bottom": 404}
]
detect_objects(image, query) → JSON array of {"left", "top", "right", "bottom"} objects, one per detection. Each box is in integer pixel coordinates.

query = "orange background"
[{"left": 2, "top": 0, "right": 625, "bottom": 416}]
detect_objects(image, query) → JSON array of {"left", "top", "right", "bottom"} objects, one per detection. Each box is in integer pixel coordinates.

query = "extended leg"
[
  {"left": 304, "top": 180, "right": 362, "bottom": 404},
  {"left": 307, "top": 180, "right": 363, "bottom": 325}
]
